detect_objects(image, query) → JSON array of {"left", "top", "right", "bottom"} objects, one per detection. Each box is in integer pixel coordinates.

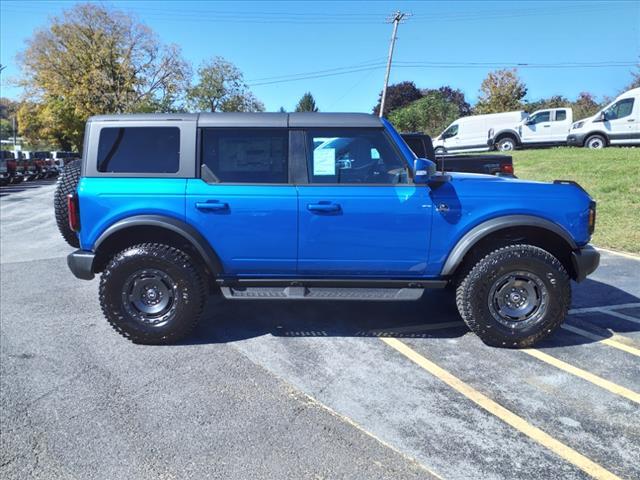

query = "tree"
[
  {"left": 474, "top": 69, "right": 527, "bottom": 114},
  {"left": 423, "top": 86, "right": 471, "bottom": 117},
  {"left": 186, "top": 56, "right": 264, "bottom": 112},
  {"left": 624, "top": 62, "right": 640, "bottom": 91},
  {"left": 294, "top": 92, "right": 319, "bottom": 112},
  {"left": 0, "top": 97, "right": 19, "bottom": 121},
  {"left": 278, "top": 106, "right": 287, "bottom": 113},
  {"left": 388, "top": 91, "right": 460, "bottom": 137},
  {"left": 17, "top": 3, "right": 190, "bottom": 149},
  {"left": 571, "top": 92, "right": 601, "bottom": 120},
  {"left": 525, "top": 95, "right": 570, "bottom": 113},
  {"left": 373, "top": 81, "right": 423, "bottom": 116}
]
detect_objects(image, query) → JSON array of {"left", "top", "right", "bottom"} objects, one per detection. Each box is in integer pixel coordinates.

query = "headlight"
[{"left": 572, "top": 121, "right": 584, "bottom": 130}]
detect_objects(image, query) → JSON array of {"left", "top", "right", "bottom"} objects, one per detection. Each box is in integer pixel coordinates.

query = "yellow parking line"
[
  {"left": 561, "top": 324, "right": 640, "bottom": 358},
  {"left": 381, "top": 338, "right": 621, "bottom": 480},
  {"left": 522, "top": 349, "right": 640, "bottom": 404}
]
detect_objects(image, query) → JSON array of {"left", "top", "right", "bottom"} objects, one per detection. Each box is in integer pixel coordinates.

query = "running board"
[
  {"left": 216, "top": 278, "right": 447, "bottom": 289},
  {"left": 220, "top": 286, "right": 426, "bottom": 301}
]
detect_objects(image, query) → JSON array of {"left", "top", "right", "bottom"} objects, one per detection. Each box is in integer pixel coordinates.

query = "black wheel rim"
[
  {"left": 488, "top": 271, "right": 548, "bottom": 329},
  {"left": 122, "top": 269, "right": 177, "bottom": 325}
]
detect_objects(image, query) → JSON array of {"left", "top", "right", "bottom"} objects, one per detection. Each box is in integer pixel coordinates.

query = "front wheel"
[
  {"left": 455, "top": 244, "right": 570, "bottom": 348},
  {"left": 585, "top": 134, "right": 606, "bottom": 149},
  {"left": 99, "top": 243, "right": 206, "bottom": 344},
  {"left": 496, "top": 137, "right": 516, "bottom": 151}
]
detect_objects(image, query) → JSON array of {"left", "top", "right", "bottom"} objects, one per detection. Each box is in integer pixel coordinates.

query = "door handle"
[
  {"left": 628, "top": 119, "right": 636, "bottom": 122},
  {"left": 543, "top": 125, "right": 550, "bottom": 127},
  {"left": 196, "top": 201, "right": 228, "bottom": 211},
  {"left": 307, "top": 202, "right": 341, "bottom": 213}
]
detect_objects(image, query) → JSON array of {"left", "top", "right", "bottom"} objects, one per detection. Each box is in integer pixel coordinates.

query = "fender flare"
[
  {"left": 440, "top": 215, "right": 577, "bottom": 276},
  {"left": 493, "top": 129, "right": 521, "bottom": 144},
  {"left": 94, "top": 214, "right": 223, "bottom": 274}
]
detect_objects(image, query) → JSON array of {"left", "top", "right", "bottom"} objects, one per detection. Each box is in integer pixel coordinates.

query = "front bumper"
[
  {"left": 571, "top": 244, "right": 600, "bottom": 282},
  {"left": 567, "top": 132, "right": 586, "bottom": 147},
  {"left": 487, "top": 138, "right": 496, "bottom": 148},
  {"left": 67, "top": 250, "right": 96, "bottom": 280}
]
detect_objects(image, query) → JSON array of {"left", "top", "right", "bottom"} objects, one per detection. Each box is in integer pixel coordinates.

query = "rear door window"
[
  {"left": 97, "top": 127, "right": 180, "bottom": 173},
  {"left": 201, "top": 128, "right": 288, "bottom": 183},
  {"left": 554, "top": 110, "right": 567, "bottom": 121}
]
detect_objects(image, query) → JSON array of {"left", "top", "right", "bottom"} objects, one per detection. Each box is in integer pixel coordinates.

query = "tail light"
[
  {"left": 67, "top": 193, "right": 80, "bottom": 232},
  {"left": 500, "top": 163, "right": 514, "bottom": 175},
  {"left": 588, "top": 201, "right": 596, "bottom": 235}
]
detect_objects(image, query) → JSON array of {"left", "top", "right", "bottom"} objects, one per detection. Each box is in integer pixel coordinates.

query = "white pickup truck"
[{"left": 487, "top": 108, "right": 573, "bottom": 151}]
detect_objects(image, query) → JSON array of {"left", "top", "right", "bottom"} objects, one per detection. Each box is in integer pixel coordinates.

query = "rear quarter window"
[{"left": 97, "top": 127, "right": 180, "bottom": 173}]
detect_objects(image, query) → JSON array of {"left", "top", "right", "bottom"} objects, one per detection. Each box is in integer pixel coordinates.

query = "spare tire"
[{"left": 54, "top": 160, "right": 81, "bottom": 248}]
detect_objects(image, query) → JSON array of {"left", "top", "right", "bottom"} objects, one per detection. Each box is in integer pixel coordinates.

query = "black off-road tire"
[
  {"left": 54, "top": 160, "right": 81, "bottom": 248},
  {"left": 455, "top": 244, "right": 570, "bottom": 348},
  {"left": 99, "top": 243, "right": 206, "bottom": 345}
]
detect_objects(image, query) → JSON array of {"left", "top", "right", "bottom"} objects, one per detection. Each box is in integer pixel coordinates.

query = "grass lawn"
[{"left": 498, "top": 147, "right": 639, "bottom": 254}]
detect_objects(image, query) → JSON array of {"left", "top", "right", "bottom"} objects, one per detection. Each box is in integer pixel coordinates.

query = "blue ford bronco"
[{"left": 55, "top": 112, "right": 599, "bottom": 347}]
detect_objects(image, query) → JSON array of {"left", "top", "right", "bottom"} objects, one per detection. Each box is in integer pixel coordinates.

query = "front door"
[
  {"left": 297, "top": 128, "right": 433, "bottom": 276},
  {"left": 602, "top": 97, "right": 638, "bottom": 144},
  {"left": 186, "top": 128, "right": 297, "bottom": 275},
  {"left": 521, "top": 110, "right": 553, "bottom": 143}
]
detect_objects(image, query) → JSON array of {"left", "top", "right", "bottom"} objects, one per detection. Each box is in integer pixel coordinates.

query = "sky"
[{"left": 1, "top": 0, "right": 639, "bottom": 113}]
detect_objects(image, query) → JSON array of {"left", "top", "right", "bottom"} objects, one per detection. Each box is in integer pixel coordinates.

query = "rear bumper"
[
  {"left": 571, "top": 244, "right": 600, "bottom": 282},
  {"left": 67, "top": 250, "right": 95, "bottom": 280}
]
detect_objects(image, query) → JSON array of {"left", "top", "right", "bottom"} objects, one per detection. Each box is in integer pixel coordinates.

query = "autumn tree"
[
  {"left": 571, "top": 92, "right": 601, "bottom": 120},
  {"left": 388, "top": 91, "right": 460, "bottom": 137},
  {"left": 186, "top": 57, "right": 264, "bottom": 112},
  {"left": 525, "top": 95, "right": 570, "bottom": 113},
  {"left": 294, "top": 92, "right": 319, "bottom": 112},
  {"left": 16, "top": 3, "right": 190, "bottom": 149},
  {"left": 474, "top": 69, "right": 527, "bottom": 114},
  {"left": 373, "top": 81, "right": 423, "bottom": 117}
]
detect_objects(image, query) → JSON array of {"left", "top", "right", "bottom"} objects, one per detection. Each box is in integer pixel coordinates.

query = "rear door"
[
  {"left": 549, "top": 109, "right": 570, "bottom": 142},
  {"left": 185, "top": 128, "right": 298, "bottom": 275},
  {"left": 296, "top": 128, "right": 432, "bottom": 276}
]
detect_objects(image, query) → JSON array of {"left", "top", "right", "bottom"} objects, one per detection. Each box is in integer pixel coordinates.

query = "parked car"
[
  {"left": 11, "top": 151, "right": 26, "bottom": 183},
  {"left": 20, "top": 151, "right": 40, "bottom": 180},
  {"left": 401, "top": 133, "right": 514, "bottom": 176},
  {"left": 32, "top": 151, "right": 57, "bottom": 177},
  {"left": 51, "top": 151, "right": 79, "bottom": 172},
  {"left": 0, "top": 150, "right": 16, "bottom": 186},
  {"left": 488, "top": 108, "right": 573, "bottom": 151},
  {"left": 433, "top": 111, "right": 527, "bottom": 154},
  {"left": 568, "top": 87, "right": 640, "bottom": 148},
  {"left": 58, "top": 112, "right": 599, "bottom": 348}
]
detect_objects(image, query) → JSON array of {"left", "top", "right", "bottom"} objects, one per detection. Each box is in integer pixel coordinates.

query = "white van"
[
  {"left": 488, "top": 108, "right": 573, "bottom": 151},
  {"left": 567, "top": 87, "right": 640, "bottom": 148},
  {"left": 433, "top": 111, "right": 527, "bottom": 154}
]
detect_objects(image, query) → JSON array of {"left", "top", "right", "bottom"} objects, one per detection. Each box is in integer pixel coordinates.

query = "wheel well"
[
  {"left": 495, "top": 132, "right": 519, "bottom": 145},
  {"left": 583, "top": 132, "right": 609, "bottom": 146},
  {"left": 454, "top": 226, "right": 576, "bottom": 282},
  {"left": 93, "top": 225, "right": 214, "bottom": 277}
]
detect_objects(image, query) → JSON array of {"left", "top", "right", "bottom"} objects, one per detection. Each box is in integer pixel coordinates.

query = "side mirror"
[
  {"left": 413, "top": 158, "right": 436, "bottom": 184},
  {"left": 595, "top": 112, "right": 606, "bottom": 122}
]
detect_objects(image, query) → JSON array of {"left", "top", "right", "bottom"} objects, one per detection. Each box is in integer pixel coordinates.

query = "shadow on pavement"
[
  {"left": 0, "top": 179, "right": 57, "bottom": 197},
  {"left": 186, "top": 279, "right": 639, "bottom": 347}
]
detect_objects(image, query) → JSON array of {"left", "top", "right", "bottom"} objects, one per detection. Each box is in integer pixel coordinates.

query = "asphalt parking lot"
[{"left": 1, "top": 181, "right": 639, "bottom": 480}]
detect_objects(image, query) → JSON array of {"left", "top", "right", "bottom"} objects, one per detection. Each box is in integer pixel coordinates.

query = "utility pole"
[{"left": 379, "top": 11, "right": 409, "bottom": 118}]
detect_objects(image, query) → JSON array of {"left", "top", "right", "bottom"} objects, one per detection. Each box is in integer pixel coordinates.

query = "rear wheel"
[
  {"left": 54, "top": 160, "right": 81, "bottom": 248},
  {"left": 496, "top": 136, "right": 516, "bottom": 151},
  {"left": 455, "top": 244, "right": 570, "bottom": 348},
  {"left": 99, "top": 243, "right": 206, "bottom": 344},
  {"left": 585, "top": 134, "right": 606, "bottom": 149}
]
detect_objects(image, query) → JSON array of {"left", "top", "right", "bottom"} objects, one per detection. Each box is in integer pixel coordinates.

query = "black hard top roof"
[{"left": 88, "top": 112, "right": 383, "bottom": 128}]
